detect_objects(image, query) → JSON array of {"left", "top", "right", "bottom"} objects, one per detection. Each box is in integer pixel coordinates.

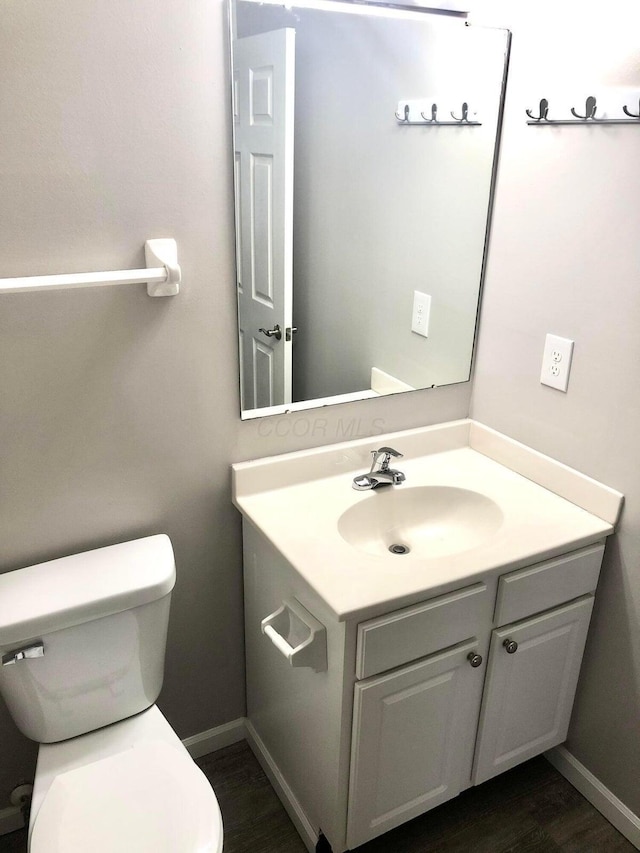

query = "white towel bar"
[{"left": 0, "top": 238, "right": 180, "bottom": 297}]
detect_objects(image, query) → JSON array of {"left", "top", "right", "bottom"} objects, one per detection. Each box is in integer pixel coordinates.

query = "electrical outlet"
[
  {"left": 411, "top": 291, "right": 431, "bottom": 338},
  {"left": 540, "top": 334, "right": 574, "bottom": 392}
]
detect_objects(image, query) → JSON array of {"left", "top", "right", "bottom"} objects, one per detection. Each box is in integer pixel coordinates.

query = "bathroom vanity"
[{"left": 232, "top": 420, "right": 623, "bottom": 852}]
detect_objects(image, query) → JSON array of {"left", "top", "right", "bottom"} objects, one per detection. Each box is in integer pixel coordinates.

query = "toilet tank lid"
[{"left": 0, "top": 535, "right": 176, "bottom": 646}]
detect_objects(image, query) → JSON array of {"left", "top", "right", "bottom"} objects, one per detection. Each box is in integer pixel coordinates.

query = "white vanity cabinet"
[
  {"left": 346, "top": 542, "right": 604, "bottom": 850},
  {"left": 235, "top": 420, "right": 622, "bottom": 853},
  {"left": 242, "top": 521, "right": 607, "bottom": 853}
]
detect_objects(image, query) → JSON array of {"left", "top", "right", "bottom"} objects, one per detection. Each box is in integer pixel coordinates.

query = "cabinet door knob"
[
  {"left": 467, "top": 652, "right": 483, "bottom": 668},
  {"left": 503, "top": 639, "right": 518, "bottom": 654}
]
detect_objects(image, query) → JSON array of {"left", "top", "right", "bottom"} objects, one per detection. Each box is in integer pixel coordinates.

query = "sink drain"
[{"left": 389, "top": 544, "right": 410, "bottom": 555}]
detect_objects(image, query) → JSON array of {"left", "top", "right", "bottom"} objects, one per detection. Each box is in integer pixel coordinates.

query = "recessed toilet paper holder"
[{"left": 261, "top": 599, "right": 327, "bottom": 672}]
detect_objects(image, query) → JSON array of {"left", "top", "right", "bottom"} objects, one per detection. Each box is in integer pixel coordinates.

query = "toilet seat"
[{"left": 30, "top": 739, "right": 223, "bottom": 852}]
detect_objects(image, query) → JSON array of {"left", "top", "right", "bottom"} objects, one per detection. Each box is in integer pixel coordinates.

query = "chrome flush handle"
[{"left": 2, "top": 641, "right": 45, "bottom": 666}]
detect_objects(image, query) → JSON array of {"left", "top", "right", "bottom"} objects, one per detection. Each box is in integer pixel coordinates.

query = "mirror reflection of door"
[{"left": 234, "top": 28, "right": 295, "bottom": 410}]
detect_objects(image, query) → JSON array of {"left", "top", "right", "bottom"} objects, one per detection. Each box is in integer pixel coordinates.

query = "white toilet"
[{"left": 0, "top": 534, "right": 223, "bottom": 852}]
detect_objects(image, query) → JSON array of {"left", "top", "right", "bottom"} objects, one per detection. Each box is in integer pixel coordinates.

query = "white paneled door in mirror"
[{"left": 234, "top": 27, "right": 295, "bottom": 410}]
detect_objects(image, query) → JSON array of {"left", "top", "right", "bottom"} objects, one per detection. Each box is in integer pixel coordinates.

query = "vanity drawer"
[
  {"left": 356, "top": 583, "right": 488, "bottom": 680},
  {"left": 494, "top": 542, "right": 604, "bottom": 627}
]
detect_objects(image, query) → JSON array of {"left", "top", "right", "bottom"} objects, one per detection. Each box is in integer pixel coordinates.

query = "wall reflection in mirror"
[{"left": 230, "top": 0, "right": 509, "bottom": 418}]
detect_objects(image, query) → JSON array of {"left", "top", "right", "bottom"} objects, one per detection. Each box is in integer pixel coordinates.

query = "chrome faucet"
[{"left": 352, "top": 447, "right": 406, "bottom": 491}]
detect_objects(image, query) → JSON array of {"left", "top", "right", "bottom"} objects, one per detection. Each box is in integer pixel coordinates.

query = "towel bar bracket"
[
  {"left": 145, "top": 238, "right": 181, "bottom": 297},
  {"left": 0, "top": 238, "right": 181, "bottom": 297}
]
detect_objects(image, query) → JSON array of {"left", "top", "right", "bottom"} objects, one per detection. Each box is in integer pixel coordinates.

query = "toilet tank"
[{"left": 0, "top": 535, "right": 176, "bottom": 743}]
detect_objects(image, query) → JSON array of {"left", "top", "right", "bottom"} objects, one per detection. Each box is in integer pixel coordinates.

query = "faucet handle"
[
  {"left": 369, "top": 446, "right": 403, "bottom": 474},
  {"left": 377, "top": 446, "right": 403, "bottom": 459}
]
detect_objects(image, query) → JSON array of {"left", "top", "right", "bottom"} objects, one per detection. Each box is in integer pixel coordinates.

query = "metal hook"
[
  {"left": 526, "top": 98, "right": 549, "bottom": 121},
  {"left": 395, "top": 104, "right": 410, "bottom": 122},
  {"left": 420, "top": 103, "right": 438, "bottom": 123},
  {"left": 570, "top": 95, "right": 597, "bottom": 120},
  {"left": 450, "top": 102, "right": 469, "bottom": 123},
  {"left": 622, "top": 99, "right": 640, "bottom": 118}
]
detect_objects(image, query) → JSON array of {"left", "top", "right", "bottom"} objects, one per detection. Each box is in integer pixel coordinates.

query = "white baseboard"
[
  {"left": 182, "top": 717, "right": 246, "bottom": 760},
  {"left": 0, "top": 805, "right": 24, "bottom": 836},
  {"left": 546, "top": 746, "right": 640, "bottom": 849},
  {"left": 245, "top": 719, "right": 318, "bottom": 853}
]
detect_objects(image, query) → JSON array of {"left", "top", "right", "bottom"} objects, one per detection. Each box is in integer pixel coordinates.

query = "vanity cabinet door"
[
  {"left": 473, "top": 596, "right": 594, "bottom": 786},
  {"left": 347, "top": 640, "right": 486, "bottom": 849}
]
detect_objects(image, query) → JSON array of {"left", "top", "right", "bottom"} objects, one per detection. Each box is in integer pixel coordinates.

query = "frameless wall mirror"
[{"left": 229, "top": 0, "right": 510, "bottom": 419}]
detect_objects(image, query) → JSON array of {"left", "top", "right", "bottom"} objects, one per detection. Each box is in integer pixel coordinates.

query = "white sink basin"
[
  {"left": 233, "top": 420, "right": 621, "bottom": 619},
  {"left": 338, "top": 486, "right": 504, "bottom": 558}
]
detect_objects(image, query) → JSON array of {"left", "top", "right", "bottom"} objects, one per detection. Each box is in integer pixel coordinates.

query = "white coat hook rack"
[{"left": 0, "top": 238, "right": 181, "bottom": 297}]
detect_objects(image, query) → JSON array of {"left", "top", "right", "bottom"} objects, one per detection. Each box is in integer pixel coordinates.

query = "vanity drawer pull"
[
  {"left": 468, "top": 652, "right": 483, "bottom": 667},
  {"left": 503, "top": 639, "right": 518, "bottom": 654}
]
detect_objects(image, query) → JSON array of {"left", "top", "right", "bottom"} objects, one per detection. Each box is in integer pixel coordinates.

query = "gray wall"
[
  {"left": 0, "top": 0, "right": 469, "bottom": 805},
  {"left": 471, "top": 0, "right": 640, "bottom": 817}
]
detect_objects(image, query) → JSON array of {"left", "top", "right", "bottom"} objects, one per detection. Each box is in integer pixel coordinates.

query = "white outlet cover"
[
  {"left": 541, "top": 334, "right": 574, "bottom": 392},
  {"left": 411, "top": 291, "right": 431, "bottom": 338}
]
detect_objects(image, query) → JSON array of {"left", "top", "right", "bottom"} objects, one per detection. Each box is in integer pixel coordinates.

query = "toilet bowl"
[
  {"left": 0, "top": 535, "right": 224, "bottom": 852},
  {"left": 29, "top": 706, "right": 223, "bottom": 852}
]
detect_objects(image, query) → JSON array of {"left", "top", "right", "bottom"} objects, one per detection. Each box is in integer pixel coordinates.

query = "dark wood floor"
[{"left": 0, "top": 742, "right": 634, "bottom": 852}]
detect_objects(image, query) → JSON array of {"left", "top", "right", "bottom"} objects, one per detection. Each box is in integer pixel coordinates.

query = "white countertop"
[{"left": 232, "top": 420, "right": 623, "bottom": 621}]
